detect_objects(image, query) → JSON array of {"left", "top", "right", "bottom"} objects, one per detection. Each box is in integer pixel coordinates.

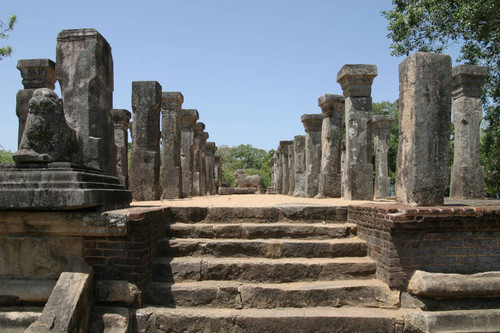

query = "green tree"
[
  {"left": 0, "top": 14, "right": 17, "bottom": 60},
  {"left": 383, "top": 0, "right": 500, "bottom": 195},
  {"left": 372, "top": 101, "right": 399, "bottom": 183},
  {"left": 0, "top": 145, "right": 13, "bottom": 164}
]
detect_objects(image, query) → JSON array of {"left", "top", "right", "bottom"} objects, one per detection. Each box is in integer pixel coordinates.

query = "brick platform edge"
[{"left": 349, "top": 205, "right": 500, "bottom": 289}]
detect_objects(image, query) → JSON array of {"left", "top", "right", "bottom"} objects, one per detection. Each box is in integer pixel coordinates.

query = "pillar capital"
[
  {"left": 279, "top": 140, "right": 293, "bottom": 153},
  {"left": 372, "top": 115, "right": 395, "bottom": 134},
  {"left": 318, "top": 94, "right": 345, "bottom": 114},
  {"left": 195, "top": 122, "right": 205, "bottom": 136},
  {"left": 180, "top": 109, "right": 199, "bottom": 127},
  {"left": 452, "top": 64, "right": 489, "bottom": 99},
  {"left": 202, "top": 132, "right": 209, "bottom": 142},
  {"left": 17, "top": 59, "right": 56, "bottom": 90},
  {"left": 301, "top": 114, "right": 323, "bottom": 132},
  {"left": 205, "top": 142, "right": 217, "bottom": 154},
  {"left": 112, "top": 109, "right": 131, "bottom": 127},
  {"left": 162, "top": 91, "right": 184, "bottom": 109},
  {"left": 336, "top": 64, "right": 377, "bottom": 97}
]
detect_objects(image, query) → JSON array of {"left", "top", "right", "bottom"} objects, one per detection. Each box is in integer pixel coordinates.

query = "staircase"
[{"left": 138, "top": 205, "right": 404, "bottom": 332}]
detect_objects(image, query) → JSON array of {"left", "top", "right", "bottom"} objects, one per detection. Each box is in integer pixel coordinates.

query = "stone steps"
[
  {"left": 136, "top": 306, "right": 407, "bottom": 333},
  {"left": 159, "top": 237, "right": 367, "bottom": 258},
  {"left": 167, "top": 222, "right": 357, "bottom": 239},
  {"left": 145, "top": 279, "right": 399, "bottom": 309},
  {"left": 152, "top": 256, "right": 376, "bottom": 283}
]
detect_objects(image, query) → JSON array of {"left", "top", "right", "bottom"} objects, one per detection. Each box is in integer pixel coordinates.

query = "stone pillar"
[
  {"left": 341, "top": 139, "right": 346, "bottom": 198},
  {"left": 268, "top": 155, "right": 278, "bottom": 194},
  {"left": 192, "top": 122, "right": 205, "bottom": 196},
  {"left": 112, "top": 109, "right": 131, "bottom": 188},
  {"left": 279, "top": 141, "right": 293, "bottom": 195},
  {"left": 214, "top": 155, "right": 222, "bottom": 194},
  {"left": 372, "top": 115, "right": 395, "bottom": 199},
  {"left": 396, "top": 52, "right": 452, "bottom": 206},
  {"left": 337, "top": 64, "right": 377, "bottom": 200},
  {"left": 180, "top": 109, "right": 199, "bottom": 197},
  {"left": 293, "top": 135, "right": 306, "bottom": 197},
  {"left": 161, "top": 92, "right": 183, "bottom": 199},
  {"left": 275, "top": 148, "right": 283, "bottom": 194},
  {"left": 318, "top": 94, "right": 345, "bottom": 198},
  {"left": 130, "top": 81, "right": 162, "bottom": 201},
  {"left": 301, "top": 114, "right": 323, "bottom": 198},
  {"left": 288, "top": 141, "right": 295, "bottom": 196},
  {"left": 200, "top": 132, "right": 209, "bottom": 196},
  {"left": 16, "top": 59, "right": 56, "bottom": 147},
  {"left": 56, "top": 29, "right": 116, "bottom": 175},
  {"left": 450, "top": 65, "right": 488, "bottom": 199},
  {"left": 205, "top": 142, "right": 216, "bottom": 195}
]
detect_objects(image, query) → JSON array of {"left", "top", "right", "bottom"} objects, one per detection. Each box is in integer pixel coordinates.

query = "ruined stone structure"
[
  {"left": 293, "top": 135, "right": 306, "bottom": 197},
  {"left": 214, "top": 155, "right": 222, "bottom": 194},
  {"left": 396, "top": 52, "right": 452, "bottom": 206},
  {"left": 200, "top": 131, "right": 209, "bottom": 196},
  {"left": 112, "top": 109, "right": 131, "bottom": 187},
  {"left": 337, "top": 64, "right": 377, "bottom": 200},
  {"left": 287, "top": 140, "right": 295, "bottom": 196},
  {"left": 318, "top": 94, "right": 345, "bottom": 198},
  {"left": 275, "top": 149, "right": 283, "bottom": 194},
  {"left": 205, "top": 141, "right": 217, "bottom": 195},
  {"left": 180, "top": 109, "right": 199, "bottom": 197},
  {"left": 279, "top": 141, "right": 292, "bottom": 195},
  {"left": 450, "top": 65, "right": 488, "bottom": 199},
  {"left": 130, "top": 81, "right": 162, "bottom": 201},
  {"left": 192, "top": 122, "right": 205, "bottom": 196},
  {"left": 161, "top": 92, "right": 184, "bottom": 199},
  {"left": 301, "top": 114, "right": 323, "bottom": 198},
  {"left": 16, "top": 59, "right": 57, "bottom": 147},
  {"left": 372, "top": 115, "right": 394, "bottom": 199}
]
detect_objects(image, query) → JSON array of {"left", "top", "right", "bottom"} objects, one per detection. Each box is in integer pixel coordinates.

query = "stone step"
[
  {"left": 153, "top": 256, "right": 376, "bottom": 283},
  {"left": 159, "top": 238, "right": 367, "bottom": 258},
  {"left": 136, "top": 306, "right": 406, "bottom": 333},
  {"left": 167, "top": 222, "right": 357, "bottom": 240},
  {"left": 145, "top": 279, "right": 400, "bottom": 309},
  {"left": 0, "top": 307, "right": 42, "bottom": 333}
]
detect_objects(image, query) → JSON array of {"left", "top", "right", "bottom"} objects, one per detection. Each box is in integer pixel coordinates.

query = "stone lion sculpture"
[
  {"left": 13, "top": 88, "right": 80, "bottom": 164},
  {"left": 234, "top": 169, "right": 262, "bottom": 192}
]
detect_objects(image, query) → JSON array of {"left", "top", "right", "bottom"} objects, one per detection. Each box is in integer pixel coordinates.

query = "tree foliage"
[
  {"left": 0, "top": 14, "right": 17, "bottom": 60},
  {"left": 383, "top": 0, "right": 500, "bottom": 195},
  {"left": 217, "top": 144, "right": 274, "bottom": 188},
  {"left": 0, "top": 145, "right": 13, "bottom": 164}
]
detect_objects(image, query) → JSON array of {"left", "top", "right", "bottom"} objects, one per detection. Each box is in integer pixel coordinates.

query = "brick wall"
[
  {"left": 349, "top": 205, "right": 500, "bottom": 288},
  {"left": 84, "top": 207, "right": 170, "bottom": 289}
]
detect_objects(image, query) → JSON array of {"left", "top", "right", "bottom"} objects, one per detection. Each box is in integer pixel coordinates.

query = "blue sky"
[{"left": 1, "top": 1, "right": 420, "bottom": 152}]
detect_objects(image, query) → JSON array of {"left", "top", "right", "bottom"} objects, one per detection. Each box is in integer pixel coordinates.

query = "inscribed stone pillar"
[
  {"left": 200, "top": 132, "right": 209, "bottom": 196},
  {"left": 396, "top": 52, "right": 452, "bottom": 206},
  {"left": 337, "top": 64, "right": 377, "bottom": 200},
  {"left": 275, "top": 148, "right": 283, "bottom": 194},
  {"left": 301, "top": 114, "right": 323, "bottom": 198},
  {"left": 16, "top": 59, "right": 56, "bottom": 147},
  {"left": 130, "top": 81, "right": 162, "bottom": 201},
  {"left": 56, "top": 29, "right": 116, "bottom": 175},
  {"left": 180, "top": 109, "right": 199, "bottom": 197},
  {"left": 318, "top": 94, "right": 345, "bottom": 198},
  {"left": 293, "top": 135, "right": 306, "bottom": 197},
  {"left": 372, "top": 115, "right": 395, "bottom": 199},
  {"left": 279, "top": 141, "right": 293, "bottom": 195},
  {"left": 205, "top": 142, "right": 216, "bottom": 195},
  {"left": 192, "top": 122, "right": 205, "bottom": 196},
  {"left": 112, "top": 109, "right": 131, "bottom": 188},
  {"left": 288, "top": 141, "right": 295, "bottom": 196},
  {"left": 214, "top": 155, "right": 222, "bottom": 194},
  {"left": 161, "top": 92, "right": 183, "bottom": 199},
  {"left": 450, "top": 65, "right": 488, "bottom": 199}
]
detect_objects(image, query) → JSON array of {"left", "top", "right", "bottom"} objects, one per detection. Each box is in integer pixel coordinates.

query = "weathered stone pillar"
[
  {"left": 200, "top": 132, "right": 209, "bottom": 196},
  {"left": 205, "top": 142, "right": 216, "bottom": 195},
  {"left": 214, "top": 154, "right": 222, "bottom": 194},
  {"left": 337, "top": 64, "right": 377, "bottom": 200},
  {"left": 293, "top": 135, "right": 306, "bottom": 197},
  {"left": 161, "top": 92, "right": 183, "bottom": 199},
  {"left": 180, "top": 109, "right": 199, "bottom": 198},
  {"left": 275, "top": 148, "right": 283, "bottom": 194},
  {"left": 130, "top": 81, "right": 162, "bottom": 201},
  {"left": 396, "top": 52, "right": 452, "bottom": 206},
  {"left": 318, "top": 94, "right": 345, "bottom": 198},
  {"left": 301, "top": 114, "right": 323, "bottom": 198},
  {"left": 279, "top": 141, "right": 293, "bottom": 195},
  {"left": 16, "top": 59, "right": 56, "bottom": 147},
  {"left": 341, "top": 139, "right": 346, "bottom": 198},
  {"left": 56, "top": 29, "right": 116, "bottom": 175},
  {"left": 450, "top": 65, "right": 488, "bottom": 199},
  {"left": 288, "top": 141, "right": 295, "bottom": 196},
  {"left": 372, "top": 115, "right": 395, "bottom": 199},
  {"left": 268, "top": 155, "right": 278, "bottom": 194},
  {"left": 112, "top": 109, "right": 131, "bottom": 188},
  {"left": 192, "top": 122, "right": 205, "bottom": 196}
]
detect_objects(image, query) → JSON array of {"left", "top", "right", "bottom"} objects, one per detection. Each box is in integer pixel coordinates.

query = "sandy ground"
[{"left": 131, "top": 194, "right": 500, "bottom": 208}]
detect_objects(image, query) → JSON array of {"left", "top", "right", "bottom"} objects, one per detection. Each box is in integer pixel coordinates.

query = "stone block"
[{"left": 301, "top": 114, "right": 323, "bottom": 198}]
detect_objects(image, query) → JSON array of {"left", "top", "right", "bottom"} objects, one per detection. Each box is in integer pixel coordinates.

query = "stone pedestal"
[
  {"left": 372, "top": 115, "right": 394, "bottom": 199},
  {"left": 180, "top": 109, "right": 199, "bottom": 197},
  {"left": 130, "top": 81, "right": 162, "bottom": 201},
  {"left": 396, "top": 52, "right": 452, "bottom": 206},
  {"left": 56, "top": 29, "right": 116, "bottom": 176},
  {"left": 112, "top": 109, "right": 131, "bottom": 187},
  {"left": 301, "top": 114, "right": 322, "bottom": 198},
  {"left": 293, "top": 135, "right": 306, "bottom": 197},
  {"left": 288, "top": 141, "right": 295, "bottom": 196},
  {"left": 192, "top": 122, "right": 205, "bottom": 196},
  {"left": 205, "top": 142, "right": 217, "bottom": 195},
  {"left": 337, "top": 64, "right": 377, "bottom": 200},
  {"left": 161, "top": 92, "right": 183, "bottom": 199},
  {"left": 279, "top": 141, "right": 293, "bottom": 195},
  {"left": 16, "top": 59, "right": 56, "bottom": 147},
  {"left": 318, "top": 94, "right": 345, "bottom": 198},
  {"left": 450, "top": 65, "right": 488, "bottom": 199}
]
